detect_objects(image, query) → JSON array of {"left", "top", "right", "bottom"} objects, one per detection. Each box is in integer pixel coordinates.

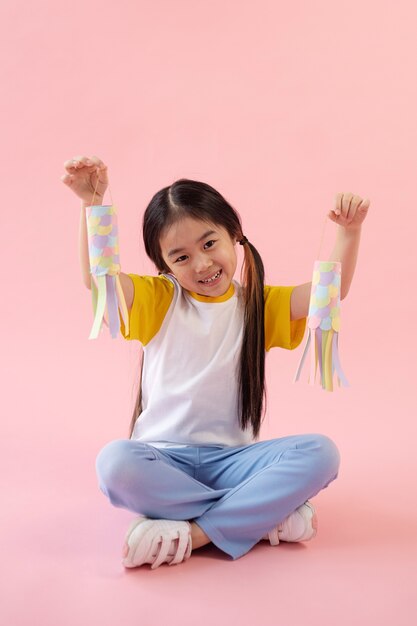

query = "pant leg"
[
  {"left": 194, "top": 433, "right": 341, "bottom": 559},
  {"left": 95, "top": 439, "right": 230, "bottom": 520},
  {"left": 95, "top": 433, "right": 340, "bottom": 560}
]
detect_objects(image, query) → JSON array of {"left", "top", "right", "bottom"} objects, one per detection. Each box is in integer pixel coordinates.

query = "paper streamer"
[
  {"left": 294, "top": 260, "right": 349, "bottom": 391},
  {"left": 85, "top": 204, "right": 129, "bottom": 339}
]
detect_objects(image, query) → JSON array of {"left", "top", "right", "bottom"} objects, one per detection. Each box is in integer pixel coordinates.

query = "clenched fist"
[
  {"left": 61, "top": 155, "right": 109, "bottom": 205},
  {"left": 328, "top": 193, "right": 370, "bottom": 231}
]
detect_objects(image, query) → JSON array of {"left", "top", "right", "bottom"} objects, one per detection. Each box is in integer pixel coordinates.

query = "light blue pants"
[{"left": 95, "top": 433, "right": 340, "bottom": 560}]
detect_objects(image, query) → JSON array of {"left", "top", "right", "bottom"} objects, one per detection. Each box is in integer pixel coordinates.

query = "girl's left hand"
[{"left": 328, "top": 192, "right": 371, "bottom": 230}]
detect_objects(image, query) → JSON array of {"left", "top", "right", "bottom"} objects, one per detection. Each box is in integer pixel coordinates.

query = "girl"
[{"left": 62, "top": 154, "right": 369, "bottom": 570}]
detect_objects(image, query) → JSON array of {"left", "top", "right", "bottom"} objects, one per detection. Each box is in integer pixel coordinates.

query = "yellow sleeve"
[
  {"left": 264, "top": 285, "right": 306, "bottom": 351},
  {"left": 119, "top": 274, "right": 175, "bottom": 344}
]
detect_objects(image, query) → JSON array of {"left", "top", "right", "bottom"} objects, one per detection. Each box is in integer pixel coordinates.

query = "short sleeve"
[
  {"left": 264, "top": 285, "right": 306, "bottom": 351},
  {"left": 119, "top": 274, "right": 175, "bottom": 344}
]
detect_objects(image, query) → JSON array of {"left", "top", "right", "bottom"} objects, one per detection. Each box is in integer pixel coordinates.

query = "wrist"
[
  {"left": 336, "top": 224, "right": 362, "bottom": 238},
  {"left": 81, "top": 198, "right": 105, "bottom": 208}
]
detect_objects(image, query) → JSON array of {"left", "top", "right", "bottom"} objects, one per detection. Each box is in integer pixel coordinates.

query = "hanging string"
[
  {"left": 89, "top": 166, "right": 113, "bottom": 207},
  {"left": 293, "top": 206, "right": 348, "bottom": 391},
  {"left": 84, "top": 165, "right": 128, "bottom": 339}
]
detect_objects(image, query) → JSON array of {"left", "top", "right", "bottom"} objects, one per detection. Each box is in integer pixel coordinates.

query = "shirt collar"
[{"left": 187, "top": 282, "right": 235, "bottom": 303}]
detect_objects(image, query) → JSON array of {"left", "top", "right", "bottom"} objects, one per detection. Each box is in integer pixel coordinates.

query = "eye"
[
  {"left": 204, "top": 240, "right": 217, "bottom": 249},
  {"left": 174, "top": 255, "right": 188, "bottom": 264}
]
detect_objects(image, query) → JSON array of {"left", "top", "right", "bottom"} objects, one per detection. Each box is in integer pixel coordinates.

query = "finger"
[
  {"left": 328, "top": 210, "right": 344, "bottom": 226},
  {"left": 358, "top": 198, "right": 371, "bottom": 211},
  {"left": 347, "top": 193, "right": 355, "bottom": 219},
  {"left": 79, "top": 156, "right": 96, "bottom": 167},
  {"left": 90, "top": 155, "right": 107, "bottom": 170},
  {"left": 64, "top": 156, "right": 98, "bottom": 172},
  {"left": 342, "top": 192, "right": 354, "bottom": 219},
  {"left": 349, "top": 195, "right": 370, "bottom": 223},
  {"left": 74, "top": 155, "right": 101, "bottom": 170},
  {"left": 333, "top": 193, "right": 343, "bottom": 216},
  {"left": 90, "top": 157, "right": 109, "bottom": 185},
  {"left": 63, "top": 156, "right": 89, "bottom": 172},
  {"left": 64, "top": 158, "right": 81, "bottom": 172},
  {"left": 61, "top": 173, "right": 73, "bottom": 185},
  {"left": 351, "top": 195, "right": 364, "bottom": 208},
  {"left": 72, "top": 155, "right": 90, "bottom": 169},
  {"left": 346, "top": 194, "right": 363, "bottom": 222}
]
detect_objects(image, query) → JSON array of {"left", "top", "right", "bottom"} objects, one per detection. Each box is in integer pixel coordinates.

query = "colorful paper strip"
[
  {"left": 294, "top": 260, "right": 349, "bottom": 391},
  {"left": 85, "top": 205, "right": 129, "bottom": 339}
]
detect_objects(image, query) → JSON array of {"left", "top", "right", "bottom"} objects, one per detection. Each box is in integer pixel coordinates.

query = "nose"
[{"left": 194, "top": 252, "right": 213, "bottom": 274}]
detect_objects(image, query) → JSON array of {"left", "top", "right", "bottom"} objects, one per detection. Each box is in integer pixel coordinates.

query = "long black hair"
[{"left": 128, "top": 179, "right": 266, "bottom": 439}]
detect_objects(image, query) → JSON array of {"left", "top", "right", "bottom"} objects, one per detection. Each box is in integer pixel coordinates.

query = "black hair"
[{"left": 128, "top": 179, "right": 266, "bottom": 439}]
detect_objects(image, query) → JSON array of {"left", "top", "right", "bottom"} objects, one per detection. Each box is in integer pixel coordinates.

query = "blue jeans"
[{"left": 95, "top": 433, "right": 340, "bottom": 560}]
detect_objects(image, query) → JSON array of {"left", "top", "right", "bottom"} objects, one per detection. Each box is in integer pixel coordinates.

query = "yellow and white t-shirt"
[{"left": 120, "top": 273, "right": 306, "bottom": 448}]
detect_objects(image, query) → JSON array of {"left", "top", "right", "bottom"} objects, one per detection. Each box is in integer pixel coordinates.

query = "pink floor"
[
  {"left": 3, "top": 289, "right": 417, "bottom": 625},
  {"left": 3, "top": 362, "right": 417, "bottom": 626}
]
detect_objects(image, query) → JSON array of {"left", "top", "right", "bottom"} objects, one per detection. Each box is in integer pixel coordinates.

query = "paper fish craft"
[
  {"left": 294, "top": 261, "right": 349, "bottom": 391},
  {"left": 85, "top": 204, "right": 129, "bottom": 339}
]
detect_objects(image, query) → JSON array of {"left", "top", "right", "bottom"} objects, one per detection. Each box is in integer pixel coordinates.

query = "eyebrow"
[{"left": 167, "top": 230, "right": 217, "bottom": 258}]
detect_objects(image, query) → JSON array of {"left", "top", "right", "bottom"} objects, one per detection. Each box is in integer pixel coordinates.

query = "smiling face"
[{"left": 159, "top": 216, "right": 238, "bottom": 297}]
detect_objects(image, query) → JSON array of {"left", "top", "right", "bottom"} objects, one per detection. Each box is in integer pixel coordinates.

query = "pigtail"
[
  {"left": 129, "top": 178, "right": 267, "bottom": 441},
  {"left": 238, "top": 239, "right": 266, "bottom": 439}
]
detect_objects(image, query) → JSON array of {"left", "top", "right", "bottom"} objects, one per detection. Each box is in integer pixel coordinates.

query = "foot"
[
  {"left": 122, "top": 517, "right": 193, "bottom": 569},
  {"left": 189, "top": 521, "right": 211, "bottom": 550},
  {"left": 263, "top": 501, "right": 318, "bottom": 545}
]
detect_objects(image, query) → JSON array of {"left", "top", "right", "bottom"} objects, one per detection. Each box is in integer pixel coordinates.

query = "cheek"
[
  {"left": 172, "top": 266, "right": 189, "bottom": 282},
  {"left": 228, "top": 248, "right": 238, "bottom": 268}
]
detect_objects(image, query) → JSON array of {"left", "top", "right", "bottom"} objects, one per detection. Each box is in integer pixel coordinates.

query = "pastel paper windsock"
[
  {"left": 85, "top": 205, "right": 129, "bottom": 339},
  {"left": 293, "top": 261, "right": 349, "bottom": 391}
]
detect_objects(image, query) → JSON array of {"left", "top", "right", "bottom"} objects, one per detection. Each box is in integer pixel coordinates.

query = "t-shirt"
[{"left": 120, "top": 273, "right": 306, "bottom": 448}]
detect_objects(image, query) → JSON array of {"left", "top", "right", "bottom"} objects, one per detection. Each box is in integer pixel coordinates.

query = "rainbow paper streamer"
[
  {"left": 294, "top": 261, "right": 349, "bottom": 391},
  {"left": 85, "top": 205, "right": 129, "bottom": 339}
]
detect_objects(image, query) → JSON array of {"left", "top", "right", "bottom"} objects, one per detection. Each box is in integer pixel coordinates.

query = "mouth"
[{"left": 198, "top": 269, "right": 222, "bottom": 285}]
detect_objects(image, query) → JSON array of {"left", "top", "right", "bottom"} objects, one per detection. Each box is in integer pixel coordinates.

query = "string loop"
[{"left": 90, "top": 166, "right": 113, "bottom": 206}]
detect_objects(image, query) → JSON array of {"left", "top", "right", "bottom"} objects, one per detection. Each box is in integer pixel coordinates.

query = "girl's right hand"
[{"left": 61, "top": 155, "right": 109, "bottom": 205}]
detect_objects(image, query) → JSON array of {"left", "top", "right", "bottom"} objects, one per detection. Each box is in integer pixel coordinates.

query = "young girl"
[{"left": 62, "top": 154, "right": 369, "bottom": 570}]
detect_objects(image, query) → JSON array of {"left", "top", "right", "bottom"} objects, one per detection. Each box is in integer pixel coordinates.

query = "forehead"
[{"left": 160, "top": 216, "right": 227, "bottom": 250}]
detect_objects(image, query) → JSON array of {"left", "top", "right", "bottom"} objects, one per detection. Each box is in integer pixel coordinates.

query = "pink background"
[{"left": 2, "top": 0, "right": 417, "bottom": 624}]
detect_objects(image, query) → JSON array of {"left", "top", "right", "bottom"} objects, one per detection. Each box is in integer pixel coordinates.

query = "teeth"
[{"left": 200, "top": 270, "right": 221, "bottom": 283}]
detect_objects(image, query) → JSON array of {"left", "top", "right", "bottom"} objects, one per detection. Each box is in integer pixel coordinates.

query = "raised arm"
[
  {"left": 290, "top": 193, "right": 370, "bottom": 321},
  {"left": 62, "top": 154, "right": 134, "bottom": 311}
]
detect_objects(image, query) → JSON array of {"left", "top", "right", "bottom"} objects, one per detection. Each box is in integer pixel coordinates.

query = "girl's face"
[{"left": 159, "top": 216, "right": 238, "bottom": 297}]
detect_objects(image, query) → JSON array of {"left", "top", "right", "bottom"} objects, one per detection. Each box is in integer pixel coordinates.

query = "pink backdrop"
[{"left": 2, "top": 0, "right": 416, "bottom": 624}]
